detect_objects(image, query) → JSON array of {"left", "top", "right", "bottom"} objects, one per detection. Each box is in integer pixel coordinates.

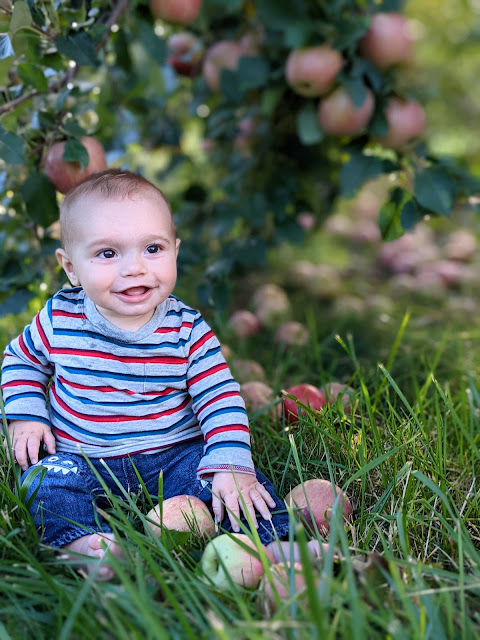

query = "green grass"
[{"left": 1, "top": 306, "right": 479, "bottom": 640}]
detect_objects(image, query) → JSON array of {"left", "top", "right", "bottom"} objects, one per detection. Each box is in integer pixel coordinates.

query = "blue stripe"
[
  {"left": 2, "top": 363, "right": 46, "bottom": 374},
  {"left": 56, "top": 378, "right": 184, "bottom": 407},
  {"left": 190, "top": 346, "right": 222, "bottom": 367},
  {"left": 202, "top": 406, "right": 247, "bottom": 423},
  {"left": 166, "top": 307, "right": 197, "bottom": 318},
  {"left": 205, "top": 441, "right": 251, "bottom": 453},
  {"left": 51, "top": 406, "right": 197, "bottom": 440},
  {"left": 192, "top": 379, "right": 233, "bottom": 403},
  {"left": 4, "top": 391, "right": 46, "bottom": 404},
  {"left": 52, "top": 328, "right": 188, "bottom": 350},
  {"left": 4, "top": 414, "right": 51, "bottom": 427},
  {"left": 47, "top": 297, "right": 53, "bottom": 324},
  {"left": 61, "top": 365, "right": 186, "bottom": 383},
  {"left": 23, "top": 326, "right": 45, "bottom": 361}
]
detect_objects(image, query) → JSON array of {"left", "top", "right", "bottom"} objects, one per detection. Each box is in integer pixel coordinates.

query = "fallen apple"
[
  {"left": 145, "top": 495, "right": 215, "bottom": 538},
  {"left": 274, "top": 321, "right": 310, "bottom": 347},
  {"left": 228, "top": 309, "right": 262, "bottom": 338},
  {"left": 284, "top": 478, "right": 353, "bottom": 537},
  {"left": 282, "top": 384, "right": 326, "bottom": 423},
  {"left": 230, "top": 358, "right": 266, "bottom": 383},
  {"left": 44, "top": 136, "right": 107, "bottom": 194},
  {"left": 200, "top": 533, "right": 274, "bottom": 590},
  {"left": 319, "top": 381, "right": 354, "bottom": 412},
  {"left": 257, "top": 562, "right": 307, "bottom": 615},
  {"left": 240, "top": 381, "right": 282, "bottom": 418}
]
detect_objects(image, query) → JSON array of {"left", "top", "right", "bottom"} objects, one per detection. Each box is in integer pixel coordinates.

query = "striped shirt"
[{"left": 1, "top": 288, "right": 254, "bottom": 478}]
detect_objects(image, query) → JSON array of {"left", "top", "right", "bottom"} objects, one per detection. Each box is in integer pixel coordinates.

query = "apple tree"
[{"left": 1, "top": 0, "right": 479, "bottom": 314}]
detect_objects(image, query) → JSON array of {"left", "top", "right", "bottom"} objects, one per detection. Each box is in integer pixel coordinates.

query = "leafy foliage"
[{"left": 0, "top": 0, "right": 479, "bottom": 313}]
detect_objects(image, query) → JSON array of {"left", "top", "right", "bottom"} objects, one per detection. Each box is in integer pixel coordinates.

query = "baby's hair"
[{"left": 59, "top": 169, "right": 174, "bottom": 250}]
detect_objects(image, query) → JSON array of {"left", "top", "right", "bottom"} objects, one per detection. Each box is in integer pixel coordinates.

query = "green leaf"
[
  {"left": 0, "top": 128, "right": 25, "bottom": 165},
  {"left": 16, "top": 62, "right": 48, "bottom": 91},
  {"left": 9, "top": 0, "right": 32, "bottom": 35},
  {"left": 333, "top": 15, "right": 370, "bottom": 50},
  {"left": 339, "top": 152, "right": 386, "bottom": 198},
  {"left": 378, "top": 187, "right": 408, "bottom": 241},
  {"left": 342, "top": 76, "right": 367, "bottom": 108},
  {"left": 244, "top": 192, "right": 267, "bottom": 228},
  {"left": 21, "top": 173, "right": 59, "bottom": 227},
  {"left": 400, "top": 198, "right": 425, "bottom": 230},
  {"left": 0, "top": 289, "right": 35, "bottom": 315},
  {"left": 237, "top": 56, "right": 269, "bottom": 91},
  {"left": 256, "top": 0, "right": 312, "bottom": 47},
  {"left": 136, "top": 19, "right": 167, "bottom": 63},
  {"left": 414, "top": 166, "right": 456, "bottom": 215},
  {"left": 297, "top": 102, "right": 324, "bottom": 145},
  {"left": 55, "top": 31, "right": 97, "bottom": 66},
  {"left": 62, "top": 138, "right": 89, "bottom": 170}
]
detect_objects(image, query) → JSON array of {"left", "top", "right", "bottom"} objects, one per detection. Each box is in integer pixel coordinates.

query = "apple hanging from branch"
[
  {"left": 317, "top": 86, "right": 375, "bottom": 136},
  {"left": 149, "top": 0, "right": 202, "bottom": 24},
  {"left": 358, "top": 12, "right": 414, "bottom": 69},
  {"left": 285, "top": 45, "right": 343, "bottom": 97},
  {"left": 44, "top": 136, "right": 107, "bottom": 194}
]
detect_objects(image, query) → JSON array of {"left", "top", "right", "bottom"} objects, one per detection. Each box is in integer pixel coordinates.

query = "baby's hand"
[
  {"left": 4, "top": 420, "right": 56, "bottom": 471},
  {"left": 211, "top": 471, "right": 276, "bottom": 532}
]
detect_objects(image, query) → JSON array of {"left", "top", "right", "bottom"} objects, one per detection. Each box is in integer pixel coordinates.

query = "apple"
[
  {"left": 317, "top": 86, "right": 375, "bottom": 136},
  {"left": 257, "top": 562, "right": 307, "bottom": 615},
  {"left": 274, "top": 321, "right": 310, "bottom": 347},
  {"left": 282, "top": 384, "right": 326, "bottom": 423},
  {"left": 167, "top": 32, "right": 204, "bottom": 77},
  {"left": 200, "top": 533, "right": 274, "bottom": 590},
  {"left": 251, "top": 284, "right": 291, "bottom": 328},
  {"left": 202, "top": 40, "right": 243, "bottom": 92},
  {"left": 145, "top": 495, "right": 216, "bottom": 538},
  {"left": 296, "top": 211, "right": 316, "bottom": 231},
  {"left": 376, "top": 97, "right": 427, "bottom": 149},
  {"left": 239, "top": 24, "right": 265, "bottom": 56},
  {"left": 359, "top": 12, "right": 414, "bottom": 69},
  {"left": 230, "top": 358, "right": 266, "bottom": 383},
  {"left": 149, "top": 0, "right": 202, "bottom": 24},
  {"left": 285, "top": 45, "right": 343, "bottom": 97},
  {"left": 44, "top": 136, "right": 107, "bottom": 194},
  {"left": 444, "top": 230, "right": 477, "bottom": 262},
  {"left": 284, "top": 478, "right": 353, "bottom": 537},
  {"left": 319, "top": 381, "right": 354, "bottom": 412},
  {"left": 228, "top": 309, "right": 261, "bottom": 339},
  {"left": 240, "top": 381, "right": 282, "bottom": 419}
]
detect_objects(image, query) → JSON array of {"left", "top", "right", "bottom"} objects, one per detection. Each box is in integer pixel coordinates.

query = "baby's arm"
[
  {"left": 211, "top": 471, "right": 276, "bottom": 531},
  {"left": 4, "top": 420, "right": 56, "bottom": 471}
]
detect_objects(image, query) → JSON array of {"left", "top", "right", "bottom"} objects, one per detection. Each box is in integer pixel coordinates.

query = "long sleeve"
[
  {"left": 186, "top": 312, "right": 255, "bottom": 478},
  {"left": 1, "top": 303, "right": 54, "bottom": 427}
]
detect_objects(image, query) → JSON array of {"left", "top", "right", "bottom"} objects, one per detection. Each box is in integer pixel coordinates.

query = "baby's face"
[{"left": 56, "top": 194, "right": 180, "bottom": 331}]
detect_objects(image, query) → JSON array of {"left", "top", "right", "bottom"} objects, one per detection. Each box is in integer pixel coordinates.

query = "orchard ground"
[{"left": 1, "top": 180, "right": 480, "bottom": 637}]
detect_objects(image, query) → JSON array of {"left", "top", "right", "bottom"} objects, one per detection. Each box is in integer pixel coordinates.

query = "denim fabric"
[{"left": 22, "top": 438, "right": 289, "bottom": 548}]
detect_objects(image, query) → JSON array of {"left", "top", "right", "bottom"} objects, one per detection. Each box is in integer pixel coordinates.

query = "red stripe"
[
  {"left": 52, "top": 310, "right": 84, "bottom": 318},
  {"left": 51, "top": 385, "right": 191, "bottom": 422},
  {"left": 205, "top": 425, "right": 250, "bottom": 441},
  {"left": 35, "top": 315, "right": 51, "bottom": 354},
  {"left": 197, "top": 390, "right": 240, "bottom": 413},
  {"left": 49, "top": 347, "right": 187, "bottom": 365},
  {"left": 1, "top": 380, "right": 46, "bottom": 391},
  {"left": 155, "top": 321, "right": 193, "bottom": 334},
  {"left": 58, "top": 375, "right": 174, "bottom": 397},
  {"left": 188, "top": 362, "right": 228, "bottom": 387},
  {"left": 189, "top": 330, "right": 214, "bottom": 355},
  {"left": 53, "top": 427, "right": 82, "bottom": 443},
  {"left": 18, "top": 334, "right": 42, "bottom": 365}
]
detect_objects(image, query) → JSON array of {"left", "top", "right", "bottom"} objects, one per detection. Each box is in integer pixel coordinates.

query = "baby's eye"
[
  {"left": 146, "top": 244, "right": 161, "bottom": 254},
  {"left": 99, "top": 249, "right": 116, "bottom": 259}
]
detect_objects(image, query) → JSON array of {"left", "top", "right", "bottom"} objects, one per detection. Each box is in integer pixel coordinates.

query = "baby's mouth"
[{"left": 120, "top": 286, "right": 150, "bottom": 296}]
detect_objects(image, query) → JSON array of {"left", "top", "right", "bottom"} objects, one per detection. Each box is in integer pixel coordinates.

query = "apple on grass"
[
  {"left": 257, "top": 562, "right": 307, "bottom": 615},
  {"left": 228, "top": 309, "right": 261, "bottom": 338},
  {"left": 44, "top": 136, "right": 107, "bottom": 194},
  {"left": 282, "top": 384, "right": 327, "bottom": 423},
  {"left": 145, "top": 495, "right": 216, "bottom": 539},
  {"left": 200, "top": 533, "right": 274, "bottom": 590},
  {"left": 284, "top": 478, "right": 353, "bottom": 538}
]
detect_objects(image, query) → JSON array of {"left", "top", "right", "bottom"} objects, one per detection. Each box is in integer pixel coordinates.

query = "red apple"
[
  {"left": 444, "top": 230, "right": 477, "bottom": 262},
  {"left": 145, "top": 495, "right": 215, "bottom": 538},
  {"left": 257, "top": 562, "right": 307, "bottom": 615},
  {"left": 202, "top": 40, "right": 243, "bottom": 92},
  {"left": 359, "top": 12, "right": 414, "bottom": 69},
  {"left": 317, "top": 86, "right": 375, "bottom": 136},
  {"left": 149, "top": 0, "right": 202, "bottom": 24},
  {"left": 376, "top": 97, "right": 427, "bottom": 149},
  {"left": 285, "top": 45, "right": 343, "bottom": 97},
  {"left": 274, "top": 321, "right": 310, "bottom": 347},
  {"left": 167, "top": 32, "right": 204, "bottom": 77},
  {"left": 228, "top": 309, "right": 261, "bottom": 338},
  {"left": 251, "top": 284, "right": 291, "bottom": 328},
  {"left": 44, "top": 136, "right": 107, "bottom": 194},
  {"left": 319, "top": 381, "right": 354, "bottom": 412},
  {"left": 231, "top": 358, "right": 266, "bottom": 383},
  {"left": 284, "top": 478, "right": 353, "bottom": 537},
  {"left": 282, "top": 384, "right": 326, "bottom": 423},
  {"left": 200, "top": 533, "right": 274, "bottom": 590}
]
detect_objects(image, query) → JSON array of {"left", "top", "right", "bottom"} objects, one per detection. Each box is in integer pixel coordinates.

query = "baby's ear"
[
  {"left": 55, "top": 248, "right": 80, "bottom": 286},
  {"left": 175, "top": 238, "right": 181, "bottom": 256}
]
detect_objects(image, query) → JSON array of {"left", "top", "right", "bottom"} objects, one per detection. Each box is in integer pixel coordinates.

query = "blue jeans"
[{"left": 22, "top": 438, "right": 289, "bottom": 547}]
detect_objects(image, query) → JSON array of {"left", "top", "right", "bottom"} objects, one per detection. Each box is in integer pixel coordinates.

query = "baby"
[{"left": 1, "top": 169, "right": 321, "bottom": 578}]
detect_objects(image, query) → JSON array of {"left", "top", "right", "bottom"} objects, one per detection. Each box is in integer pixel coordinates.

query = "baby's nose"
[{"left": 121, "top": 253, "right": 147, "bottom": 276}]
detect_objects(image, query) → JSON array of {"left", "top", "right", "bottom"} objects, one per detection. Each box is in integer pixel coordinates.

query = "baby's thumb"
[
  {"left": 44, "top": 429, "right": 57, "bottom": 454},
  {"left": 212, "top": 496, "right": 224, "bottom": 524}
]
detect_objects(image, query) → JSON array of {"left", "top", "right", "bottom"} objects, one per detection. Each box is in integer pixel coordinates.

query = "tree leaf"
[
  {"left": 0, "top": 127, "right": 25, "bottom": 165},
  {"left": 297, "top": 102, "right": 324, "bottom": 145},
  {"left": 9, "top": 0, "right": 32, "bottom": 36},
  {"left": 16, "top": 62, "right": 48, "bottom": 91},
  {"left": 237, "top": 56, "right": 270, "bottom": 90},
  {"left": 414, "top": 166, "right": 456, "bottom": 215},
  {"left": 378, "top": 187, "right": 408, "bottom": 241},
  {"left": 55, "top": 31, "right": 97, "bottom": 66},
  {"left": 0, "top": 289, "right": 35, "bottom": 316},
  {"left": 339, "top": 152, "right": 386, "bottom": 198},
  {"left": 62, "top": 138, "right": 89, "bottom": 170},
  {"left": 400, "top": 198, "right": 426, "bottom": 230},
  {"left": 21, "top": 173, "right": 59, "bottom": 227}
]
